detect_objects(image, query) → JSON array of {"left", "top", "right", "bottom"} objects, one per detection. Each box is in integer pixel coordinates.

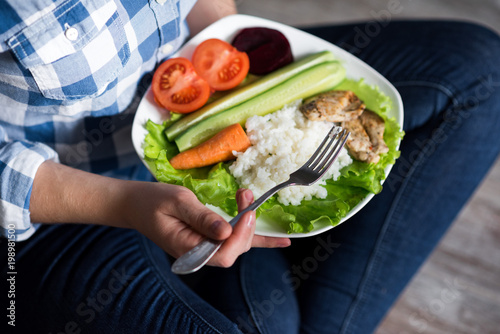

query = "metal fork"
[{"left": 171, "top": 127, "right": 350, "bottom": 275}]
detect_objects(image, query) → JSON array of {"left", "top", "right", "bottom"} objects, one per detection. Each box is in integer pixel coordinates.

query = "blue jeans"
[{"left": 2, "top": 21, "right": 500, "bottom": 334}]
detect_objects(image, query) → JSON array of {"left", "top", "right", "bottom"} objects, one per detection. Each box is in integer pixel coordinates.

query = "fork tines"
[{"left": 306, "top": 126, "right": 350, "bottom": 174}]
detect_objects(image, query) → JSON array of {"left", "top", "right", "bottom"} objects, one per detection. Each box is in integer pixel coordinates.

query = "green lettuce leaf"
[
  {"left": 144, "top": 120, "right": 240, "bottom": 216},
  {"left": 143, "top": 78, "right": 404, "bottom": 234}
]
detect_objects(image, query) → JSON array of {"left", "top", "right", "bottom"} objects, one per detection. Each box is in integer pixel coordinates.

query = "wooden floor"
[{"left": 236, "top": 1, "right": 500, "bottom": 333}]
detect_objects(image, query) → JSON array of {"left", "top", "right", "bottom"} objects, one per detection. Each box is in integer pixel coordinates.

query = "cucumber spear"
[{"left": 175, "top": 61, "right": 346, "bottom": 152}]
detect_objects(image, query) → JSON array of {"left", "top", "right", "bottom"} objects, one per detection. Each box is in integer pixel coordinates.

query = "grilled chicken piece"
[
  {"left": 359, "top": 109, "right": 389, "bottom": 155},
  {"left": 300, "top": 90, "right": 365, "bottom": 122},
  {"left": 301, "top": 90, "right": 388, "bottom": 164},
  {"left": 342, "top": 117, "right": 380, "bottom": 164}
]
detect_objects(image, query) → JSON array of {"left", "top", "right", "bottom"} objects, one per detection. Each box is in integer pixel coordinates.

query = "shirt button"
[
  {"left": 65, "top": 26, "right": 79, "bottom": 41},
  {"left": 161, "top": 43, "right": 173, "bottom": 55}
]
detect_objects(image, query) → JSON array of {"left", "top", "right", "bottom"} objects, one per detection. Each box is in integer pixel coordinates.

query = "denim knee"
[
  {"left": 438, "top": 22, "right": 500, "bottom": 120},
  {"left": 453, "top": 21, "right": 500, "bottom": 74}
]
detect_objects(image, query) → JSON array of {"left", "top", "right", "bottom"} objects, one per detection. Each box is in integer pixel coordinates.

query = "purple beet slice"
[{"left": 232, "top": 27, "right": 293, "bottom": 75}]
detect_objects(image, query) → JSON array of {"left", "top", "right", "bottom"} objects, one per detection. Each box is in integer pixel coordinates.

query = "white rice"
[{"left": 229, "top": 100, "right": 353, "bottom": 206}]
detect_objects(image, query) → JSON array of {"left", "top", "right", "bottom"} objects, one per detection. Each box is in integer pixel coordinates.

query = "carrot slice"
[{"left": 170, "top": 123, "right": 251, "bottom": 169}]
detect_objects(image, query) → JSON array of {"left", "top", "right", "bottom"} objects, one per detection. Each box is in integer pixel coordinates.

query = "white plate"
[{"left": 131, "top": 14, "right": 404, "bottom": 238}]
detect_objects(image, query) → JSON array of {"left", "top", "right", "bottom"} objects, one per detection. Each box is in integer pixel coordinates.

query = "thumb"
[{"left": 236, "top": 188, "right": 254, "bottom": 212}]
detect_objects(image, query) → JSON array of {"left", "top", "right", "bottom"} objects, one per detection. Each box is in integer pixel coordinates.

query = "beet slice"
[{"left": 232, "top": 27, "right": 293, "bottom": 75}]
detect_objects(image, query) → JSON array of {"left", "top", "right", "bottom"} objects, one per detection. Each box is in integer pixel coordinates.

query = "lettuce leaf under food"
[
  {"left": 144, "top": 120, "right": 240, "bottom": 216},
  {"left": 143, "top": 79, "right": 404, "bottom": 234}
]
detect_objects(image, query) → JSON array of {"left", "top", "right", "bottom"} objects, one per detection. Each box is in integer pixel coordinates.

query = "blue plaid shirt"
[{"left": 0, "top": 0, "right": 197, "bottom": 240}]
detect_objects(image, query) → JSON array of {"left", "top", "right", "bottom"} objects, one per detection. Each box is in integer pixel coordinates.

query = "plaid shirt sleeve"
[
  {"left": 0, "top": 0, "right": 197, "bottom": 241},
  {"left": 0, "top": 128, "right": 59, "bottom": 241}
]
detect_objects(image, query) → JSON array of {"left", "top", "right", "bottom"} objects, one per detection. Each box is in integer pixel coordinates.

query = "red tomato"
[
  {"left": 192, "top": 39, "right": 250, "bottom": 91},
  {"left": 152, "top": 57, "right": 210, "bottom": 114}
]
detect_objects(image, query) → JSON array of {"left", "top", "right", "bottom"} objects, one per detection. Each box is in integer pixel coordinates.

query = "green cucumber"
[
  {"left": 204, "top": 74, "right": 261, "bottom": 105},
  {"left": 165, "top": 51, "right": 336, "bottom": 141},
  {"left": 175, "top": 61, "right": 346, "bottom": 152}
]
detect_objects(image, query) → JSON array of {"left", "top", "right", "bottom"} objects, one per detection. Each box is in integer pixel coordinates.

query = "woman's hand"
[
  {"left": 124, "top": 182, "right": 291, "bottom": 267},
  {"left": 31, "top": 161, "right": 289, "bottom": 268}
]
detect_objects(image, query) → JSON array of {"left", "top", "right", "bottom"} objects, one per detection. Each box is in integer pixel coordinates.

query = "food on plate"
[
  {"left": 229, "top": 100, "right": 353, "bottom": 206},
  {"left": 360, "top": 109, "right": 389, "bottom": 155},
  {"left": 170, "top": 123, "right": 251, "bottom": 170},
  {"left": 164, "top": 51, "right": 337, "bottom": 141},
  {"left": 232, "top": 27, "right": 293, "bottom": 75},
  {"left": 342, "top": 117, "right": 380, "bottom": 164},
  {"left": 300, "top": 90, "right": 365, "bottom": 122},
  {"left": 151, "top": 57, "right": 210, "bottom": 114},
  {"left": 144, "top": 76, "right": 404, "bottom": 234},
  {"left": 204, "top": 74, "right": 260, "bottom": 105},
  {"left": 301, "top": 90, "right": 390, "bottom": 164},
  {"left": 175, "top": 61, "right": 346, "bottom": 152},
  {"left": 151, "top": 39, "right": 249, "bottom": 114},
  {"left": 143, "top": 26, "right": 403, "bottom": 233},
  {"left": 191, "top": 38, "right": 250, "bottom": 91}
]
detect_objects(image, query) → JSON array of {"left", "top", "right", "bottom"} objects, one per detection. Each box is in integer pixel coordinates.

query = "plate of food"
[{"left": 131, "top": 14, "right": 404, "bottom": 238}]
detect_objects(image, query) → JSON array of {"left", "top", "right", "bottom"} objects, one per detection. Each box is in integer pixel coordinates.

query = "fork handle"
[{"left": 171, "top": 180, "right": 294, "bottom": 275}]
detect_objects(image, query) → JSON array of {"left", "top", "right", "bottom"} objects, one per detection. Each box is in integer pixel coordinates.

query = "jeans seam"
[
  {"left": 393, "top": 79, "right": 460, "bottom": 106},
  {"left": 137, "top": 234, "right": 226, "bottom": 334},
  {"left": 339, "top": 78, "right": 460, "bottom": 334}
]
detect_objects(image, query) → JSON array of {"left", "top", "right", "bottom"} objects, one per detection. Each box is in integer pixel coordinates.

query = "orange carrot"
[{"left": 170, "top": 123, "right": 251, "bottom": 169}]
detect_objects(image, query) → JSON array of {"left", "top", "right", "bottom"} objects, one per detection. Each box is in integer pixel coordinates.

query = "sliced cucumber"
[
  {"left": 175, "top": 61, "right": 346, "bottom": 152},
  {"left": 165, "top": 51, "right": 336, "bottom": 141}
]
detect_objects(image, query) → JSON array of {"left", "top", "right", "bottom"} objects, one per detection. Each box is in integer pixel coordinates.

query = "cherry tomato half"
[
  {"left": 192, "top": 38, "right": 250, "bottom": 91},
  {"left": 152, "top": 57, "right": 211, "bottom": 114}
]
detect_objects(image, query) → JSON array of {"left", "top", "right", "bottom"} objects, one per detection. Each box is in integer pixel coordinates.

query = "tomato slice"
[
  {"left": 152, "top": 57, "right": 210, "bottom": 114},
  {"left": 192, "top": 39, "right": 250, "bottom": 91}
]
